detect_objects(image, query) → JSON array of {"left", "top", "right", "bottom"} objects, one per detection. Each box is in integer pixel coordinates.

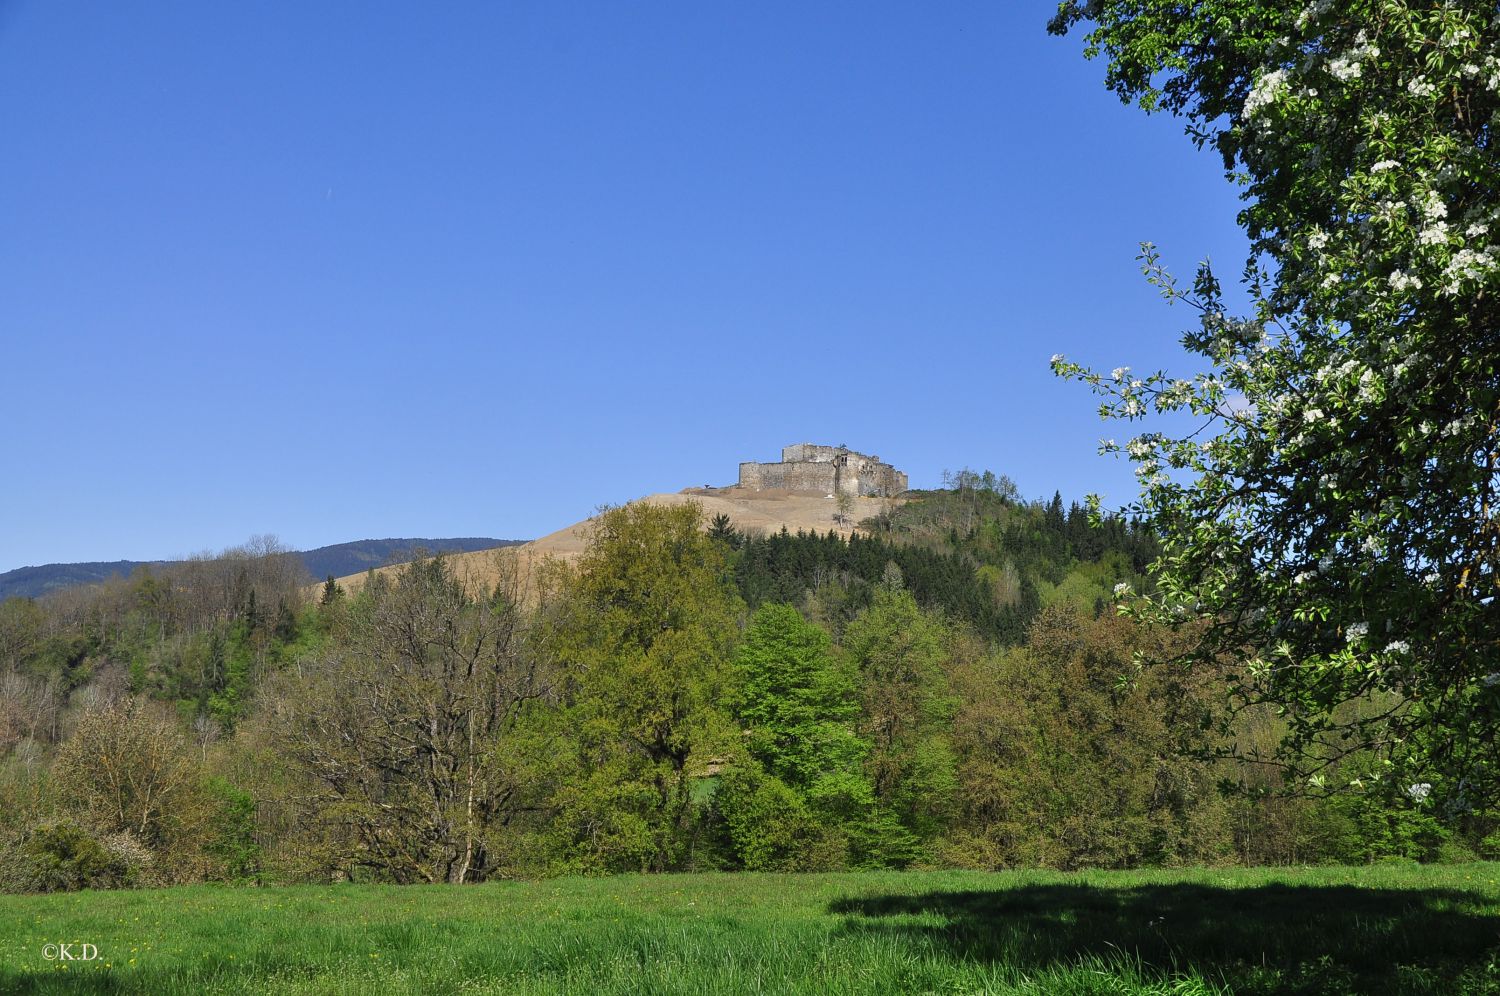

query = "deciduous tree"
[
  {"left": 273, "top": 556, "right": 545, "bottom": 883},
  {"left": 842, "top": 586, "right": 958, "bottom": 860},
  {"left": 545, "top": 502, "right": 743, "bottom": 872},
  {"left": 1051, "top": 0, "right": 1500, "bottom": 807}
]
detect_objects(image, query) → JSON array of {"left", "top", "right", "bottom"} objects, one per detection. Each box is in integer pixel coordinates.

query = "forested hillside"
[
  {"left": 1, "top": 478, "right": 1493, "bottom": 892},
  {"left": 0, "top": 537, "right": 518, "bottom": 601}
]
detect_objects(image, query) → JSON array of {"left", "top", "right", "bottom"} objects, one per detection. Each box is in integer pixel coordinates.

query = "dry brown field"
[{"left": 323, "top": 487, "right": 901, "bottom": 597}]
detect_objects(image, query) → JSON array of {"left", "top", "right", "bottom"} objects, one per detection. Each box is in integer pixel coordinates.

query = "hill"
[
  {"left": 0, "top": 537, "right": 521, "bottom": 601},
  {"left": 325, "top": 488, "right": 895, "bottom": 596},
  {"left": 298, "top": 537, "right": 522, "bottom": 581}
]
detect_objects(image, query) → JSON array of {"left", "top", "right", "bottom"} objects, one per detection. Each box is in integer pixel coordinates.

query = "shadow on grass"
[{"left": 830, "top": 882, "right": 1500, "bottom": 994}]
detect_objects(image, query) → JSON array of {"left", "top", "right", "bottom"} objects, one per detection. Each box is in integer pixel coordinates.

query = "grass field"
[{"left": 3, "top": 864, "right": 1499, "bottom": 995}]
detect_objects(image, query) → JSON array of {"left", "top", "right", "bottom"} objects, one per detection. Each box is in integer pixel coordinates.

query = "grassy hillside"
[{"left": 3, "top": 864, "right": 1497, "bottom": 994}]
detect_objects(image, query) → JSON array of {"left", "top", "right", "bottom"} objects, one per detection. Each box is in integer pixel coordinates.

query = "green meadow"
[{"left": 3, "top": 865, "right": 1499, "bottom": 995}]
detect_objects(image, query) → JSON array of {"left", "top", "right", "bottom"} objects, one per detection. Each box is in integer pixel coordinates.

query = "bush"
[{"left": 8, "top": 822, "right": 129, "bottom": 892}]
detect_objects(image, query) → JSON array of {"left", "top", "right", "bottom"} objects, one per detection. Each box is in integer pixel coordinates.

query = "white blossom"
[
  {"left": 1379, "top": 200, "right": 1408, "bottom": 222},
  {"left": 1441, "top": 247, "right": 1496, "bottom": 294},
  {"left": 1418, "top": 222, "right": 1450, "bottom": 246},
  {"left": 1389, "top": 270, "right": 1423, "bottom": 293},
  {"left": 1346, "top": 621, "right": 1369, "bottom": 643},
  {"left": 1327, "top": 57, "right": 1362, "bottom": 82},
  {"left": 1407, "top": 782, "right": 1432, "bottom": 802},
  {"left": 1243, "top": 68, "right": 1290, "bottom": 117},
  {"left": 1407, "top": 77, "right": 1438, "bottom": 99},
  {"left": 1294, "top": 0, "right": 1331, "bottom": 30}
]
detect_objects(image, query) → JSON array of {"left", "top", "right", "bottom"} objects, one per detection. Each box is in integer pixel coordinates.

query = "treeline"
[
  {"left": 733, "top": 529, "right": 1036, "bottom": 643},
  {"left": 731, "top": 471, "right": 1156, "bottom": 643},
  {"left": 0, "top": 491, "right": 1495, "bottom": 891}
]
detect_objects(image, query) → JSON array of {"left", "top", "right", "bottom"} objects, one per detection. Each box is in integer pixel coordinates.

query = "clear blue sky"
[{"left": 0, "top": 2, "right": 1250, "bottom": 571}]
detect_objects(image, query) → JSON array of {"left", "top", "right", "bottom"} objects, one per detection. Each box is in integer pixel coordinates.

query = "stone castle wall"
[
  {"left": 781, "top": 443, "right": 848, "bottom": 464},
  {"left": 738, "top": 461, "right": 840, "bottom": 493},
  {"left": 738, "top": 444, "right": 908, "bottom": 497}
]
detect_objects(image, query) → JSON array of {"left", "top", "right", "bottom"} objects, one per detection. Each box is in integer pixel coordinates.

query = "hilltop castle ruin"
[{"left": 738, "top": 444, "right": 908, "bottom": 497}]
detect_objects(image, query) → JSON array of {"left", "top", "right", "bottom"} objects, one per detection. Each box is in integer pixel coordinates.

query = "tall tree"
[
  {"left": 546, "top": 502, "right": 743, "bottom": 873},
  {"left": 1051, "top": 1, "right": 1500, "bottom": 807},
  {"left": 947, "top": 607, "right": 1232, "bottom": 869},
  {"left": 719, "top": 602, "right": 874, "bottom": 869},
  {"left": 707, "top": 512, "right": 743, "bottom": 551},
  {"left": 842, "top": 586, "right": 958, "bottom": 859},
  {"left": 273, "top": 556, "right": 544, "bottom": 884}
]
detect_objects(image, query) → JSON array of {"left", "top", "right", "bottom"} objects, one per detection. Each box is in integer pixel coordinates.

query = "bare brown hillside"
[{"left": 325, "top": 487, "right": 900, "bottom": 597}]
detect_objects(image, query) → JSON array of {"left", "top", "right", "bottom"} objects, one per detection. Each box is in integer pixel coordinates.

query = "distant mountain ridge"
[{"left": 0, "top": 538, "right": 522, "bottom": 601}]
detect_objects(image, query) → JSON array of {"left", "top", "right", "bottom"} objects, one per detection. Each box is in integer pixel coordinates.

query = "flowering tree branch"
[{"left": 1052, "top": 0, "right": 1500, "bottom": 810}]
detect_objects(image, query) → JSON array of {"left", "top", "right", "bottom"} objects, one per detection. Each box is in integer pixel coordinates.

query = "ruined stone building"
[{"left": 738, "top": 444, "right": 908, "bottom": 497}]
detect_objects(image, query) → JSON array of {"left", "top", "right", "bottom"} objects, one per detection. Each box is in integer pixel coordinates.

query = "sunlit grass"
[{"left": 2, "top": 864, "right": 1498, "bottom": 994}]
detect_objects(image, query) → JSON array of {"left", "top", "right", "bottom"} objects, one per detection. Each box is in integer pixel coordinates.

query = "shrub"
[{"left": 12, "top": 822, "right": 128, "bottom": 892}]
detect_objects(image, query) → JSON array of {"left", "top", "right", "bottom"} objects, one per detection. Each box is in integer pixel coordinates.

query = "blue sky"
[{"left": 0, "top": 2, "right": 1250, "bottom": 571}]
